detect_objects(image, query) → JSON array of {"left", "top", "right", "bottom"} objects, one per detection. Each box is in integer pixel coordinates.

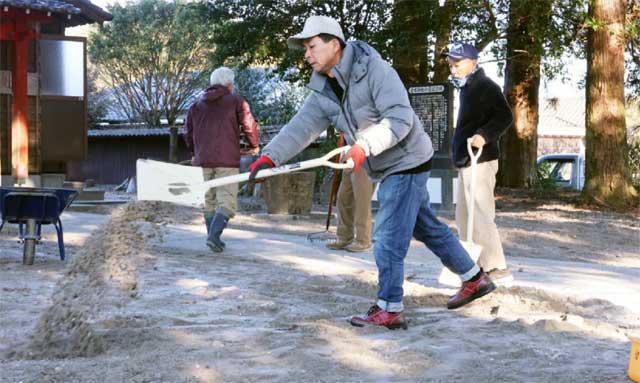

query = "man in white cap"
[{"left": 249, "top": 16, "right": 496, "bottom": 329}]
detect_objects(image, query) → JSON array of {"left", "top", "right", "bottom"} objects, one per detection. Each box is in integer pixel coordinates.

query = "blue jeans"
[{"left": 374, "top": 171, "right": 479, "bottom": 312}]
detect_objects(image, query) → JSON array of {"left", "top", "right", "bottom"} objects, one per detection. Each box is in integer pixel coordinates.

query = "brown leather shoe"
[
  {"left": 326, "top": 239, "right": 352, "bottom": 250},
  {"left": 344, "top": 241, "right": 372, "bottom": 253},
  {"left": 447, "top": 270, "right": 496, "bottom": 309}
]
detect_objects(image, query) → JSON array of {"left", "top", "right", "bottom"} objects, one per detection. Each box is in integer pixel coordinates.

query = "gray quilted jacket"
[{"left": 263, "top": 41, "right": 434, "bottom": 181}]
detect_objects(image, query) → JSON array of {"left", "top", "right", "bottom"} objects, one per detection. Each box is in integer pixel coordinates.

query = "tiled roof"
[
  {"left": 88, "top": 125, "right": 286, "bottom": 146},
  {"left": 538, "top": 97, "right": 585, "bottom": 137},
  {"left": 89, "top": 127, "right": 186, "bottom": 137},
  {"left": 64, "top": 0, "right": 113, "bottom": 26},
  {"left": 1, "top": 0, "right": 112, "bottom": 26},
  {"left": 0, "top": 0, "right": 80, "bottom": 14}
]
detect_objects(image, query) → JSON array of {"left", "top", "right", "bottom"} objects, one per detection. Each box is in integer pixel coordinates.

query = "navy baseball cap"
[{"left": 444, "top": 42, "right": 478, "bottom": 60}]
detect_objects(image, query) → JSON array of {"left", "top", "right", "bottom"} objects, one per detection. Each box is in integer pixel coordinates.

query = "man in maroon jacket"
[{"left": 184, "top": 66, "right": 260, "bottom": 253}]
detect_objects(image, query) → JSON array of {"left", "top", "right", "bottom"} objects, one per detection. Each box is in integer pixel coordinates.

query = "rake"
[{"left": 307, "top": 135, "right": 345, "bottom": 243}]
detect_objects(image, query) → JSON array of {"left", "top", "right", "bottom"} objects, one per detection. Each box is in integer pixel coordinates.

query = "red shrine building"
[{"left": 0, "top": 0, "right": 111, "bottom": 186}]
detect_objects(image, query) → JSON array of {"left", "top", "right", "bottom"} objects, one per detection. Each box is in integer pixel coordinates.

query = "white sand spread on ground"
[
  {"left": 6, "top": 202, "right": 173, "bottom": 359},
  {"left": 0, "top": 200, "right": 638, "bottom": 382}
]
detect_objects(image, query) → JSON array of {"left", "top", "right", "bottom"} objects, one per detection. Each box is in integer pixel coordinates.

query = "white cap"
[{"left": 287, "top": 15, "right": 345, "bottom": 50}]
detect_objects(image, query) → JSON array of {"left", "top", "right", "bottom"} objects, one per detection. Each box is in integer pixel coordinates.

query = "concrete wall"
[{"left": 538, "top": 135, "right": 584, "bottom": 157}]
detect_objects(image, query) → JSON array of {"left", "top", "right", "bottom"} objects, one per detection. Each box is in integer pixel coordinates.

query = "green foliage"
[
  {"left": 89, "top": 0, "right": 215, "bottom": 126},
  {"left": 87, "top": 66, "right": 110, "bottom": 125},
  {"left": 472, "top": 0, "right": 587, "bottom": 80},
  {"left": 207, "top": 0, "right": 393, "bottom": 81},
  {"left": 451, "top": 0, "right": 506, "bottom": 50},
  {"left": 629, "top": 132, "right": 640, "bottom": 188},
  {"left": 625, "top": 1, "right": 640, "bottom": 98},
  {"left": 541, "top": 0, "right": 588, "bottom": 76},
  {"left": 534, "top": 160, "right": 558, "bottom": 192},
  {"left": 207, "top": 0, "right": 589, "bottom": 85},
  {"left": 234, "top": 68, "right": 308, "bottom": 125},
  {"left": 584, "top": 16, "right": 605, "bottom": 31}
]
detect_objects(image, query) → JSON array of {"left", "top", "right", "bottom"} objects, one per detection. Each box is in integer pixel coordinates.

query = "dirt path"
[{"left": 0, "top": 200, "right": 638, "bottom": 382}]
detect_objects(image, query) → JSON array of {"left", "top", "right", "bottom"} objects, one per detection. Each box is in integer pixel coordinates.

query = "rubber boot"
[
  {"left": 207, "top": 212, "right": 229, "bottom": 253},
  {"left": 204, "top": 213, "right": 225, "bottom": 248}
]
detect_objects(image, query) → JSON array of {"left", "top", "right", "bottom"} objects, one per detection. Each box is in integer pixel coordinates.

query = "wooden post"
[
  {"left": 169, "top": 126, "right": 178, "bottom": 163},
  {"left": 11, "top": 38, "right": 29, "bottom": 183}
]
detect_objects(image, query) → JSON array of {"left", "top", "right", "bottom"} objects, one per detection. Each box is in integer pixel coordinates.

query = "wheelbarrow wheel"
[{"left": 23, "top": 238, "right": 36, "bottom": 265}]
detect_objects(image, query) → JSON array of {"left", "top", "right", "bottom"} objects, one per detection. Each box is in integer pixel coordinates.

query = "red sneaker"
[
  {"left": 447, "top": 271, "right": 496, "bottom": 309},
  {"left": 349, "top": 305, "right": 408, "bottom": 330}
]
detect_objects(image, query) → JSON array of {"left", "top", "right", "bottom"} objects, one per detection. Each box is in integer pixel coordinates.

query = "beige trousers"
[
  {"left": 202, "top": 167, "right": 239, "bottom": 218},
  {"left": 455, "top": 160, "right": 507, "bottom": 271},
  {"left": 336, "top": 168, "right": 375, "bottom": 245}
]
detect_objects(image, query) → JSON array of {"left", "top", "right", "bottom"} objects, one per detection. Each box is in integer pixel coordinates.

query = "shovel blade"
[
  {"left": 437, "top": 241, "right": 482, "bottom": 287},
  {"left": 137, "top": 159, "right": 206, "bottom": 206}
]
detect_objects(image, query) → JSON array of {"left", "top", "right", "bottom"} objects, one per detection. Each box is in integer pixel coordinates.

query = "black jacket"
[{"left": 452, "top": 68, "right": 513, "bottom": 168}]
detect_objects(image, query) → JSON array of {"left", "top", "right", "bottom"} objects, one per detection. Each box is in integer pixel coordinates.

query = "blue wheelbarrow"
[{"left": 0, "top": 187, "right": 78, "bottom": 265}]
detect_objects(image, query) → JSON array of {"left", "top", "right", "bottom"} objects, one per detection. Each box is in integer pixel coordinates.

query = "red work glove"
[
  {"left": 344, "top": 144, "right": 366, "bottom": 171},
  {"left": 248, "top": 155, "right": 275, "bottom": 186}
]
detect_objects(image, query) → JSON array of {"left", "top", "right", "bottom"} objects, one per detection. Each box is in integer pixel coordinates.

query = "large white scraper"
[{"left": 136, "top": 146, "right": 353, "bottom": 206}]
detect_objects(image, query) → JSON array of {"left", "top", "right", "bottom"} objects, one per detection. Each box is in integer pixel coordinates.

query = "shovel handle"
[
  {"left": 195, "top": 146, "right": 353, "bottom": 190},
  {"left": 465, "top": 137, "right": 483, "bottom": 243},
  {"left": 319, "top": 146, "right": 354, "bottom": 169},
  {"left": 466, "top": 137, "right": 483, "bottom": 162}
]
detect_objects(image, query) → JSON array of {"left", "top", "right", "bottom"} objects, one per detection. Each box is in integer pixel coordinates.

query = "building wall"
[
  {"left": 538, "top": 135, "right": 584, "bottom": 156},
  {"left": 66, "top": 136, "right": 191, "bottom": 184}
]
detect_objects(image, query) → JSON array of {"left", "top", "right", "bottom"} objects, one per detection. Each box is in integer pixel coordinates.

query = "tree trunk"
[
  {"left": 498, "top": 1, "right": 548, "bottom": 188},
  {"left": 583, "top": 0, "right": 638, "bottom": 209},
  {"left": 391, "top": 0, "right": 429, "bottom": 86},
  {"left": 432, "top": 0, "right": 455, "bottom": 83}
]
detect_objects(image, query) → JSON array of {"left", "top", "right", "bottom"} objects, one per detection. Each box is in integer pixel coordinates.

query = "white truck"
[{"left": 536, "top": 153, "right": 585, "bottom": 190}]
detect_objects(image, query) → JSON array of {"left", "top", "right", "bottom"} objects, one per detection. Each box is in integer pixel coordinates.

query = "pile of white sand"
[{"left": 15, "top": 201, "right": 176, "bottom": 359}]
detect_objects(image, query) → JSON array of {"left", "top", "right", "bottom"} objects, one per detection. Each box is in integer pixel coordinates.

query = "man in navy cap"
[{"left": 445, "top": 42, "right": 514, "bottom": 286}]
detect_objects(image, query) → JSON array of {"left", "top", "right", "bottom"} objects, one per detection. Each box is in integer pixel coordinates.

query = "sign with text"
[
  {"left": 408, "top": 83, "right": 455, "bottom": 212},
  {"left": 408, "top": 84, "right": 453, "bottom": 155}
]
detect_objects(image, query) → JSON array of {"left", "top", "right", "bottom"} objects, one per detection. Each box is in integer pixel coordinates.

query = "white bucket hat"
[{"left": 287, "top": 15, "right": 345, "bottom": 50}]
